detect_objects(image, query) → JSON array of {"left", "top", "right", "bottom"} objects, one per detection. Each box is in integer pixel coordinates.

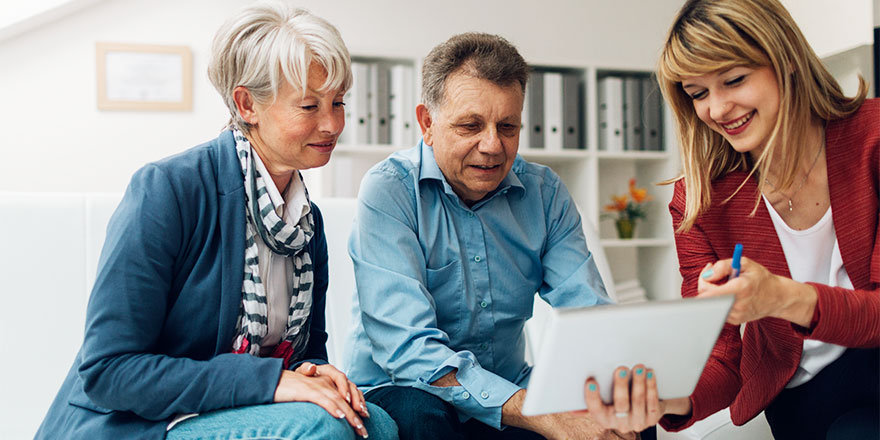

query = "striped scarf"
[{"left": 231, "top": 130, "right": 315, "bottom": 368}]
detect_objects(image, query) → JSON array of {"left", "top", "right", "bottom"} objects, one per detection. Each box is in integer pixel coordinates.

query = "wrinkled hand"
[
  {"left": 696, "top": 257, "right": 804, "bottom": 325},
  {"left": 583, "top": 365, "right": 691, "bottom": 435},
  {"left": 541, "top": 410, "right": 629, "bottom": 440},
  {"left": 274, "top": 362, "right": 369, "bottom": 437}
]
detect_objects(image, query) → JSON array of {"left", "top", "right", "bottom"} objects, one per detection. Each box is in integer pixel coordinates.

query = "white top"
[
  {"left": 762, "top": 196, "right": 848, "bottom": 388},
  {"left": 251, "top": 151, "right": 311, "bottom": 349}
]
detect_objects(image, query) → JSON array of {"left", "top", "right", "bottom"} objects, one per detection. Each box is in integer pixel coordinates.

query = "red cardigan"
[{"left": 661, "top": 98, "right": 880, "bottom": 431}]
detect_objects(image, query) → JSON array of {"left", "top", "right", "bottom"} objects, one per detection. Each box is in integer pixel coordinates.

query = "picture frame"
[{"left": 96, "top": 42, "right": 192, "bottom": 111}]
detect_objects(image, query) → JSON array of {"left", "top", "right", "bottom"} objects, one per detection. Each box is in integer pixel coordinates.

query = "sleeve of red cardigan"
[
  {"left": 660, "top": 180, "right": 743, "bottom": 431},
  {"left": 795, "top": 283, "right": 880, "bottom": 347}
]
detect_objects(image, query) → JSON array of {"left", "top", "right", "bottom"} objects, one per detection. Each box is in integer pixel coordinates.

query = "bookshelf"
[{"left": 304, "top": 58, "right": 681, "bottom": 301}]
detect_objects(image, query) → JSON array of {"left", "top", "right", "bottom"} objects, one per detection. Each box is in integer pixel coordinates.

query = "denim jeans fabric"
[
  {"left": 366, "top": 386, "right": 543, "bottom": 440},
  {"left": 765, "top": 347, "right": 879, "bottom": 440},
  {"left": 165, "top": 401, "right": 398, "bottom": 440}
]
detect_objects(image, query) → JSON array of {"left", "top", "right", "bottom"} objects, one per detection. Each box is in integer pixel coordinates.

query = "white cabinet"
[{"left": 305, "top": 59, "right": 681, "bottom": 301}]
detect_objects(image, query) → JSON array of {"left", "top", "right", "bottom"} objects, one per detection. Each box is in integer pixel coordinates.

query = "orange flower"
[
  {"left": 605, "top": 194, "right": 628, "bottom": 212},
  {"left": 629, "top": 178, "right": 651, "bottom": 203}
]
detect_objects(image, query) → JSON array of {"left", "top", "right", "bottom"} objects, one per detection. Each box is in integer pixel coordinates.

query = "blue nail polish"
[
  {"left": 701, "top": 268, "right": 714, "bottom": 279},
  {"left": 647, "top": 371, "right": 654, "bottom": 380},
  {"left": 588, "top": 383, "right": 597, "bottom": 392},
  {"left": 635, "top": 368, "right": 643, "bottom": 375},
  {"left": 619, "top": 370, "right": 627, "bottom": 378}
]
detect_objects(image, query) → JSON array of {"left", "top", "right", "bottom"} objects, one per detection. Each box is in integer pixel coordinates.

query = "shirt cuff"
[{"left": 413, "top": 351, "right": 521, "bottom": 429}]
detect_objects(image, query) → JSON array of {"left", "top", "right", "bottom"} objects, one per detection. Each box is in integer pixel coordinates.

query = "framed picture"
[{"left": 96, "top": 42, "right": 192, "bottom": 111}]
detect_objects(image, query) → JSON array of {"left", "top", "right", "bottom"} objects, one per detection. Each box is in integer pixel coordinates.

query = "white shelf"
[
  {"left": 519, "top": 148, "right": 590, "bottom": 161},
  {"left": 599, "top": 238, "right": 672, "bottom": 248},
  {"left": 334, "top": 144, "right": 405, "bottom": 156},
  {"left": 596, "top": 150, "right": 672, "bottom": 160}
]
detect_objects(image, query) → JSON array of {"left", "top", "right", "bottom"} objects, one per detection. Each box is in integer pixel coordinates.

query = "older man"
[{"left": 346, "top": 33, "right": 618, "bottom": 439}]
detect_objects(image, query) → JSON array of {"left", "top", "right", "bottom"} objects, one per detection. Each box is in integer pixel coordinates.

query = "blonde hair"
[
  {"left": 208, "top": 2, "right": 352, "bottom": 134},
  {"left": 657, "top": 0, "right": 867, "bottom": 233}
]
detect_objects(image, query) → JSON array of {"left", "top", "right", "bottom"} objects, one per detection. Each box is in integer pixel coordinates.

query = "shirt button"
[
  {"left": 462, "top": 391, "right": 470, "bottom": 399},
  {"left": 480, "top": 300, "right": 488, "bottom": 308},
  {"left": 474, "top": 255, "right": 482, "bottom": 262},
  {"left": 480, "top": 342, "right": 488, "bottom": 351},
  {"left": 468, "top": 212, "right": 475, "bottom": 217},
  {"left": 481, "top": 391, "right": 489, "bottom": 399}
]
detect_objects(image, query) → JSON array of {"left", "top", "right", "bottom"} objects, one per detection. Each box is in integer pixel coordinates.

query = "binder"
[
  {"left": 526, "top": 71, "right": 544, "bottom": 149},
  {"left": 543, "top": 71, "right": 564, "bottom": 151},
  {"left": 520, "top": 81, "right": 530, "bottom": 142},
  {"left": 346, "top": 62, "right": 370, "bottom": 144},
  {"left": 622, "top": 76, "right": 643, "bottom": 150},
  {"left": 562, "top": 73, "right": 582, "bottom": 149},
  {"left": 641, "top": 77, "right": 663, "bottom": 151},
  {"left": 597, "top": 76, "right": 624, "bottom": 152},
  {"left": 375, "top": 63, "right": 391, "bottom": 144},
  {"left": 390, "top": 64, "right": 415, "bottom": 147}
]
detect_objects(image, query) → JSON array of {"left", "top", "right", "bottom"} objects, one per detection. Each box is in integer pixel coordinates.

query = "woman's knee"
[{"left": 362, "top": 402, "right": 399, "bottom": 440}]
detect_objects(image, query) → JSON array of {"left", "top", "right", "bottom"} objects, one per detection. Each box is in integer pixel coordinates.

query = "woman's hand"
[
  {"left": 583, "top": 366, "right": 692, "bottom": 434},
  {"left": 274, "top": 362, "right": 369, "bottom": 437},
  {"left": 696, "top": 257, "right": 817, "bottom": 326}
]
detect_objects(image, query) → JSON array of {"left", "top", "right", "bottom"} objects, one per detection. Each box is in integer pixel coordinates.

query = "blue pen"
[{"left": 731, "top": 243, "right": 743, "bottom": 278}]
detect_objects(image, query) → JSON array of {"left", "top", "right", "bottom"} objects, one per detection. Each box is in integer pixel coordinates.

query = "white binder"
[
  {"left": 345, "top": 62, "right": 370, "bottom": 145},
  {"left": 390, "top": 64, "right": 416, "bottom": 147},
  {"left": 543, "top": 71, "right": 564, "bottom": 151},
  {"left": 622, "top": 76, "right": 643, "bottom": 151},
  {"left": 597, "top": 76, "right": 624, "bottom": 152}
]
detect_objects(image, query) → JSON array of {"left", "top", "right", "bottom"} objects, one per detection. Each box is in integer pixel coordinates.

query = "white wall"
[
  {"left": 0, "top": 0, "right": 684, "bottom": 194},
  {"left": 0, "top": 0, "right": 873, "bottom": 194}
]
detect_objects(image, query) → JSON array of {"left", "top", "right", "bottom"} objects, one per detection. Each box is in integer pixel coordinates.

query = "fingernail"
[
  {"left": 588, "top": 383, "right": 597, "bottom": 392},
  {"left": 701, "top": 268, "right": 714, "bottom": 279},
  {"left": 635, "top": 368, "right": 643, "bottom": 375},
  {"left": 347, "top": 393, "right": 351, "bottom": 403},
  {"left": 362, "top": 432, "right": 369, "bottom": 439},
  {"left": 619, "top": 369, "right": 628, "bottom": 378},
  {"left": 336, "top": 410, "right": 345, "bottom": 419},
  {"left": 647, "top": 371, "right": 654, "bottom": 380}
]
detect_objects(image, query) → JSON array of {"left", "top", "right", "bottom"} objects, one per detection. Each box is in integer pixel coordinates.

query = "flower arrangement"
[{"left": 603, "top": 178, "right": 651, "bottom": 239}]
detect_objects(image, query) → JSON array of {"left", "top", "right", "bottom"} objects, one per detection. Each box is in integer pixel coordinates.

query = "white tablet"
[{"left": 521, "top": 295, "right": 734, "bottom": 416}]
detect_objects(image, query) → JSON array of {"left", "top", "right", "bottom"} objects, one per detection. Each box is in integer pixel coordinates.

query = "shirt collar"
[{"left": 418, "top": 139, "right": 526, "bottom": 204}]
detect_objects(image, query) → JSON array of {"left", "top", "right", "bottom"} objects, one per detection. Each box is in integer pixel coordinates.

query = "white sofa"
[{"left": 0, "top": 192, "right": 773, "bottom": 439}]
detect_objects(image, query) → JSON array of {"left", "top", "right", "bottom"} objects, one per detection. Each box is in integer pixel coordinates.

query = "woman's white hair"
[{"left": 208, "top": 2, "right": 352, "bottom": 133}]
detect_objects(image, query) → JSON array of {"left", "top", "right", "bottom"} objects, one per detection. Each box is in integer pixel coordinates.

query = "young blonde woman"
[{"left": 582, "top": 1, "right": 878, "bottom": 439}]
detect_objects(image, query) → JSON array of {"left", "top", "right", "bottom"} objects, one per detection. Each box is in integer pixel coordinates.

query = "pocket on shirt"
[{"left": 426, "top": 259, "right": 464, "bottom": 338}]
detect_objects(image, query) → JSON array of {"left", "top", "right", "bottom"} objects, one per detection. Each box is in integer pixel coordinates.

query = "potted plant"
[{"left": 602, "top": 178, "right": 651, "bottom": 239}]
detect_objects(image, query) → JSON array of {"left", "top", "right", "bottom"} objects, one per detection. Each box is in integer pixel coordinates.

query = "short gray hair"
[
  {"left": 208, "top": 2, "right": 352, "bottom": 133},
  {"left": 421, "top": 32, "right": 528, "bottom": 113}
]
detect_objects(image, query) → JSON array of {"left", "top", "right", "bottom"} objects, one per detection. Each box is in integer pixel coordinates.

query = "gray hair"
[
  {"left": 421, "top": 32, "right": 528, "bottom": 113},
  {"left": 208, "top": 2, "right": 352, "bottom": 133}
]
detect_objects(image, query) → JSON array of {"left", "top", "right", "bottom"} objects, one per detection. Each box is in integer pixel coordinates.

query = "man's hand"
[{"left": 501, "top": 389, "right": 627, "bottom": 440}]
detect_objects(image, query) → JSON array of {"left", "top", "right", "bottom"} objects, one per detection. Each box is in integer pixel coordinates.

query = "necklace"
[{"left": 763, "top": 140, "right": 824, "bottom": 212}]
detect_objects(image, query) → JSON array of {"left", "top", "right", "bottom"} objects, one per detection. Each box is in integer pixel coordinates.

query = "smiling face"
[
  {"left": 681, "top": 65, "right": 780, "bottom": 158},
  {"left": 238, "top": 63, "right": 345, "bottom": 182},
  {"left": 417, "top": 72, "right": 523, "bottom": 205}
]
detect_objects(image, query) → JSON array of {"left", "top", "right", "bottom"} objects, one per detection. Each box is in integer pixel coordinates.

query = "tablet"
[{"left": 521, "top": 295, "right": 734, "bottom": 416}]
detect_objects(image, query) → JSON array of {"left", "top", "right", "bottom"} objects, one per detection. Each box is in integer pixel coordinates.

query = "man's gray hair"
[
  {"left": 208, "top": 2, "right": 352, "bottom": 133},
  {"left": 421, "top": 32, "right": 528, "bottom": 113}
]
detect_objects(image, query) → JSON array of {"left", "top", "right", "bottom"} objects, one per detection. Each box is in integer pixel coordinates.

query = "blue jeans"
[
  {"left": 166, "top": 401, "right": 398, "bottom": 440},
  {"left": 366, "top": 386, "right": 544, "bottom": 440}
]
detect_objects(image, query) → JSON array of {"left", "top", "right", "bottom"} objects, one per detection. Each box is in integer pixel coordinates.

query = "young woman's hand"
[
  {"left": 273, "top": 362, "right": 369, "bottom": 437},
  {"left": 696, "top": 257, "right": 817, "bottom": 326},
  {"left": 583, "top": 366, "right": 692, "bottom": 434}
]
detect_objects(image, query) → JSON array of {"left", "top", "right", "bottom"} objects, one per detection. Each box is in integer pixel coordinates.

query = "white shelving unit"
[{"left": 306, "top": 58, "right": 682, "bottom": 301}]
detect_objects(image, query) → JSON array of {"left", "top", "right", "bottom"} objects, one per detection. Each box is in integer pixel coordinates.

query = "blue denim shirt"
[{"left": 345, "top": 141, "right": 611, "bottom": 428}]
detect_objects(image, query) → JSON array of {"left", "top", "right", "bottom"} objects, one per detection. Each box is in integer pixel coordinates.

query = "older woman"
[{"left": 35, "top": 3, "right": 397, "bottom": 439}]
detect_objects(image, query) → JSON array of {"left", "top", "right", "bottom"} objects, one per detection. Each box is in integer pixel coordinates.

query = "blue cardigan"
[{"left": 36, "top": 131, "right": 330, "bottom": 439}]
